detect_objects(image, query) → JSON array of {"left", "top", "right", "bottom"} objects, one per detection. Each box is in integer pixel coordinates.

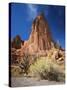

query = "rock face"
[
  {"left": 11, "top": 35, "right": 24, "bottom": 49},
  {"left": 25, "top": 13, "right": 55, "bottom": 54},
  {"left": 11, "top": 13, "right": 65, "bottom": 65},
  {"left": 11, "top": 35, "right": 24, "bottom": 64}
]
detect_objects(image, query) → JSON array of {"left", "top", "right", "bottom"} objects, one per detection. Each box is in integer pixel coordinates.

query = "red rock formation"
[
  {"left": 11, "top": 35, "right": 24, "bottom": 49},
  {"left": 11, "top": 35, "right": 24, "bottom": 64},
  {"left": 11, "top": 14, "right": 65, "bottom": 65},
  {"left": 25, "top": 13, "right": 54, "bottom": 54}
]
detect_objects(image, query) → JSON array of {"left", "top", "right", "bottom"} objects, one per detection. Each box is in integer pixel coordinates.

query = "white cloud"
[{"left": 27, "top": 4, "right": 37, "bottom": 20}]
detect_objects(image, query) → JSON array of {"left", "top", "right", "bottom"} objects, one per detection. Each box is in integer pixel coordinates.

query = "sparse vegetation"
[
  {"left": 29, "top": 57, "right": 65, "bottom": 81},
  {"left": 19, "top": 53, "right": 31, "bottom": 75},
  {"left": 11, "top": 65, "right": 23, "bottom": 77},
  {"left": 11, "top": 55, "right": 65, "bottom": 82},
  {"left": 11, "top": 54, "right": 38, "bottom": 76}
]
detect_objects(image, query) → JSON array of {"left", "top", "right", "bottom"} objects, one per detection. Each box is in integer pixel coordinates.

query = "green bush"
[{"left": 29, "top": 57, "right": 65, "bottom": 81}]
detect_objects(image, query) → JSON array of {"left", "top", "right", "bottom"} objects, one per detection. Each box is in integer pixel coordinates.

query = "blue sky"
[{"left": 10, "top": 3, "right": 65, "bottom": 48}]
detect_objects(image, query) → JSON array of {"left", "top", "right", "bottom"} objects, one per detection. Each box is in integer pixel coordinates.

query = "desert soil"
[{"left": 11, "top": 76, "right": 65, "bottom": 87}]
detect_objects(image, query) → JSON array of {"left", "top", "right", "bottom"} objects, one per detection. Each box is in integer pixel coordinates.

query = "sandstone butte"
[{"left": 11, "top": 13, "right": 65, "bottom": 65}]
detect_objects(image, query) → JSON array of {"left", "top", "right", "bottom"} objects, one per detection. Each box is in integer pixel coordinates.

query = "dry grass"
[
  {"left": 11, "top": 65, "right": 23, "bottom": 77},
  {"left": 29, "top": 57, "right": 65, "bottom": 81}
]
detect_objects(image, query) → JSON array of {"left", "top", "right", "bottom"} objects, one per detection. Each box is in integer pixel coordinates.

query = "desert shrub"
[
  {"left": 29, "top": 57, "right": 65, "bottom": 81},
  {"left": 19, "top": 53, "right": 31, "bottom": 75},
  {"left": 11, "top": 65, "right": 23, "bottom": 77},
  {"left": 30, "top": 54, "right": 39, "bottom": 64},
  {"left": 29, "top": 57, "right": 51, "bottom": 77}
]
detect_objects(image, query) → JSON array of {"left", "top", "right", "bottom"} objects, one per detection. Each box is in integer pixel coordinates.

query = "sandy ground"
[{"left": 11, "top": 76, "right": 65, "bottom": 87}]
